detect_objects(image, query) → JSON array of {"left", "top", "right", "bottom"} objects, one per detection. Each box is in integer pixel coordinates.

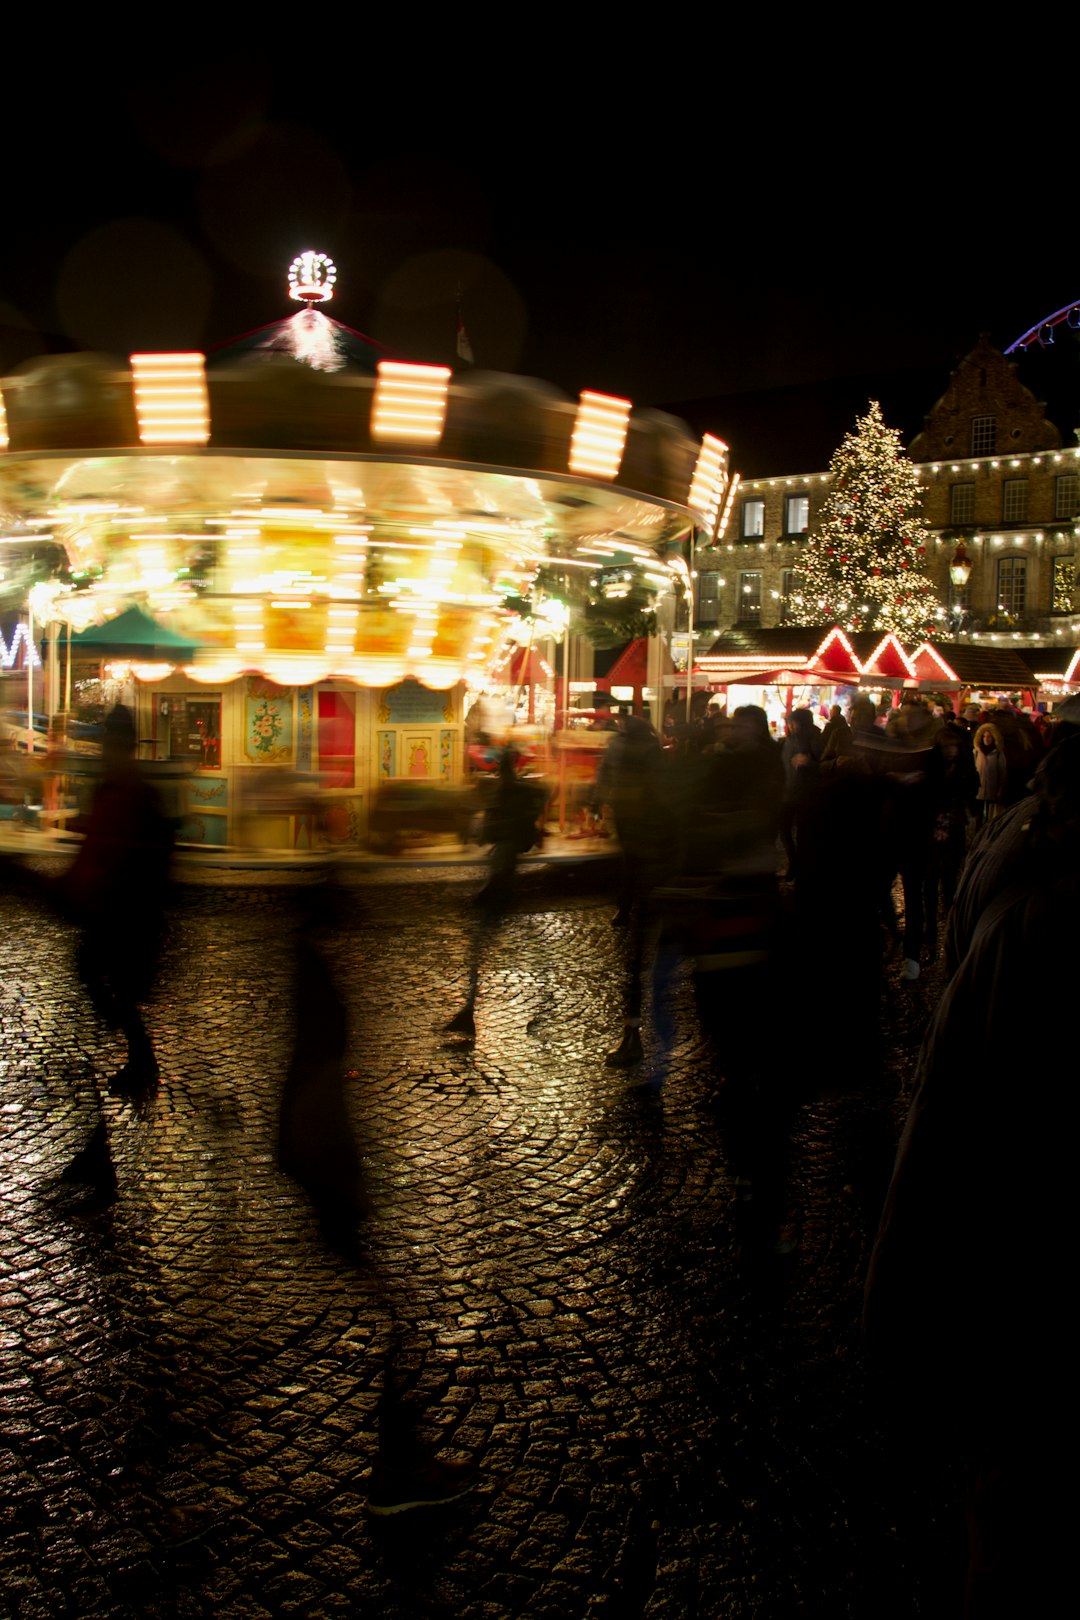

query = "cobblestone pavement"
[{"left": 1, "top": 862, "right": 962, "bottom": 1618}]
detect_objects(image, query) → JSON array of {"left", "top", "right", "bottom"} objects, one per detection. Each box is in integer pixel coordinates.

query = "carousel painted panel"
[{"left": 244, "top": 678, "right": 294, "bottom": 764}]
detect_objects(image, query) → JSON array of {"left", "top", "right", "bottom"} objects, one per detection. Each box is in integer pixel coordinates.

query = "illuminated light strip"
[
  {"left": 811, "top": 627, "right": 863, "bottom": 671},
  {"left": 569, "top": 391, "right": 631, "bottom": 479},
  {"left": 371, "top": 362, "right": 451, "bottom": 445},
  {"left": 0, "top": 392, "right": 8, "bottom": 450},
  {"left": 908, "top": 642, "right": 959, "bottom": 682},
  {"left": 1, "top": 623, "right": 41, "bottom": 669},
  {"left": 687, "top": 434, "right": 729, "bottom": 532},
  {"left": 697, "top": 652, "right": 814, "bottom": 667},
  {"left": 716, "top": 471, "right": 741, "bottom": 541},
  {"left": 130, "top": 353, "right": 210, "bottom": 445},
  {"left": 862, "top": 633, "right": 917, "bottom": 680}
]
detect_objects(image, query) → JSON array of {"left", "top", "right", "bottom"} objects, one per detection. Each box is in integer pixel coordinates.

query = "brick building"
[{"left": 692, "top": 336, "right": 1080, "bottom": 652}]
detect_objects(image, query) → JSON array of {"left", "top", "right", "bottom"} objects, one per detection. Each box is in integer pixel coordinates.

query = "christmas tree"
[{"left": 790, "top": 401, "right": 940, "bottom": 639}]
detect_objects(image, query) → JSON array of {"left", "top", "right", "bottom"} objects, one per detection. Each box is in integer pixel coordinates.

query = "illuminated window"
[
  {"left": 742, "top": 499, "right": 766, "bottom": 538},
  {"left": 971, "top": 416, "right": 996, "bottom": 455},
  {"left": 1002, "top": 479, "right": 1028, "bottom": 522},
  {"left": 738, "top": 570, "right": 762, "bottom": 622},
  {"left": 996, "top": 557, "right": 1027, "bottom": 619},
  {"left": 950, "top": 482, "right": 976, "bottom": 523},
  {"left": 1052, "top": 555, "right": 1075, "bottom": 615},
  {"left": 949, "top": 576, "right": 972, "bottom": 615},
  {"left": 784, "top": 494, "right": 809, "bottom": 534},
  {"left": 696, "top": 570, "right": 722, "bottom": 624},
  {"left": 1055, "top": 474, "right": 1079, "bottom": 519},
  {"left": 779, "top": 568, "right": 795, "bottom": 623}
]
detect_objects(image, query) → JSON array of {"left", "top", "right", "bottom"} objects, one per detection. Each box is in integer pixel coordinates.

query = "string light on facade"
[
  {"left": 288, "top": 251, "right": 337, "bottom": 305},
  {"left": 568, "top": 392, "right": 632, "bottom": 479},
  {"left": 371, "top": 362, "right": 452, "bottom": 445},
  {"left": 130, "top": 353, "right": 210, "bottom": 445}
]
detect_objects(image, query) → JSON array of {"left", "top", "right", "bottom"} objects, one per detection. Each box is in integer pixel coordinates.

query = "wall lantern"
[{"left": 949, "top": 540, "right": 973, "bottom": 588}]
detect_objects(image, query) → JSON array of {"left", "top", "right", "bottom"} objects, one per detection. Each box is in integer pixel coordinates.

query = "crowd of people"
[
  {"left": 4, "top": 687, "right": 1077, "bottom": 1581},
  {"left": 587, "top": 686, "right": 1078, "bottom": 1616}
]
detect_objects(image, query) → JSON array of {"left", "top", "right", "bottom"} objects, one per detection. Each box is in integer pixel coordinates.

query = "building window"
[
  {"left": 971, "top": 416, "right": 996, "bottom": 455},
  {"left": 696, "top": 570, "right": 721, "bottom": 624},
  {"left": 784, "top": 494, "right": 809, "bottom": 534},
  {"left": 950, "top": 482, "right": 976, "bottom": 524},
  {"left": 996, "top": 557, "right": 1027, "bottom": 620},
  {"left": 779, "top": 568, "right": 795, "bottom": 624},
  {"left": 1002, "top": 479, "right": 1028, "bottom": 522},
  {"left": 1055, "top": 474, "right": 1079, "bottom": 520},
  {"left": 1052, "top": 555, "right": 1076, "bottom": 615},
  {"left": 163, "top": 694, "right": 221, "bottom": 769},
  {"left": 742, "top": 499, "right": 765, "bottom": 538},
  {"left": 737, "top": 570, "right": 762, "bottom": 622}
]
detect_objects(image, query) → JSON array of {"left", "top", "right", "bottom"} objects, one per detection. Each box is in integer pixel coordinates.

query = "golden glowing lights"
[
  {"left": 688, "top": 434, "right": 729, "bottom": 532},
  {"left": 0, "top": 392, "right": 8, "bottom": 451},
  {"left": 371, "top": 362, "right": 451, "bottom": 445},
  {"left": 130, "top": 354, "right": 210, "bottom": 445},
  {"left": 716, "top": 471, "right": 741, "bottom": 541},
  {"left": 288, "top": 251, "right": 337, "bottom": 305},
  {"left": 569, "top": 392, "right": 631, "bottom": 479}
]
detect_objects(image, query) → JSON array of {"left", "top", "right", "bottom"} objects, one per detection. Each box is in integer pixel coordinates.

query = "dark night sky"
[{"left": 2, "top": 42, "right": 1075, "bottom": 436}]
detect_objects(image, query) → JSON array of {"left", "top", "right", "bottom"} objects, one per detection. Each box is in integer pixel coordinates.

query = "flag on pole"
[{"left": 456, "top": 286, "right": 474, "bottom": 364}]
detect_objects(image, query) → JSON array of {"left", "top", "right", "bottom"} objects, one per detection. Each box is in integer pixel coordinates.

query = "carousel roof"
[
  {"left": 0, "top": 352, "right": 726, "bottom": 690},
  {"left": 207, "top": 311, "right": 392, "bottom": 376}
]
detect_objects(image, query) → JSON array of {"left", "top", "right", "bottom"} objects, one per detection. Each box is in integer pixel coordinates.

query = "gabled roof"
[{"left": 917, "top": 641, "right": 1038, "bottom": 689}]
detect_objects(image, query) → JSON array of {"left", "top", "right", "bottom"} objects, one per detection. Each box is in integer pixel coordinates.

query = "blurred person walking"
[
  {"left": 444, "top": 746, "right": 543, "bottom": 1039},
  {"left": 1, "top": 703, "right": 174, "bottom": 1197},
  {"left": 595, "top": 714, "right": 681, "bottom": 1070}
]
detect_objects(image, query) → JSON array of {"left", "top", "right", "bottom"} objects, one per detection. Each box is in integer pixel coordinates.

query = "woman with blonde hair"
[{"left": 973, "top": 722, "right": 1007, "bottom": 822}]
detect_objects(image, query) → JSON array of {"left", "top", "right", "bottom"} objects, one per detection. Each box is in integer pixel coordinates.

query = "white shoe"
[{"left": 901, "top": 958, "right": 920, "bottom": 982}]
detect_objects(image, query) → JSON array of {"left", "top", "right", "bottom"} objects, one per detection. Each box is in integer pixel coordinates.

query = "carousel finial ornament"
[{"left": 288, "top": 251, "right": 337, "bottom": 306}]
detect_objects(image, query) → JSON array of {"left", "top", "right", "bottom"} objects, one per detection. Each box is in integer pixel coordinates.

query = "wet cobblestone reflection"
[{"left": 1, "top": 865, "right": 959, "bottom": 1616}]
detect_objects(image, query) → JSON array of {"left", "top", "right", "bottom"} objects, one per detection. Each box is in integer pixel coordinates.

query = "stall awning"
[{"left": 69, "top": 605, "right": 199, "bottom": 662}]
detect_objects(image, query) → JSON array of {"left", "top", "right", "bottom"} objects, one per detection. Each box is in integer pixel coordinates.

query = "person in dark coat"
[
  {"left": 0, "top": 704, "right": 174, "bottom": 1198},
  {"left": 57, "top": 704, "right": 174, "bottom": 1093},
  {"left": 864, "top": 733, "right": 1080, "bottom": 1618},
  {"left": 778, "top": 708, "right": 822, "bottom": 881}
]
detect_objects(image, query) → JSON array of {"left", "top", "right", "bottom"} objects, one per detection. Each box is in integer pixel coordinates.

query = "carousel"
[{"left": 0, "top": 254, "right": 731, "bottom": 850}]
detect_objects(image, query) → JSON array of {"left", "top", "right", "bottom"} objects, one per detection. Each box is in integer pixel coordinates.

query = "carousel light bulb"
[
  {"left": 569, "top": 392, "right": 631, "bottom": 479},
  {"left": 288, "top": 251, "right": 337, "bottom": 305},
  {"left": 687, "top": 434, "right": 729, "bottom": 533},
  {"left": 372, "top": 362, "right": 451, "bottom": 445},
  {"left": 130, "top": 354, "right": 210, "bottom": 445}
]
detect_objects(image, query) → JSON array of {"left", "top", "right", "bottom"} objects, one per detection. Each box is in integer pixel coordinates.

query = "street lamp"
[
  {"left": 948, "top": 539, "right": 973, "bottom": 636},
  {"left": 949, "top": 540, "right": 973, "bottom": 589}
]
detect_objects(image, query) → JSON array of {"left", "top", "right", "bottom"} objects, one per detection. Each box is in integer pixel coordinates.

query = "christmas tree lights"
[{"left": 790, "top": 401, "right": 940, "bottom": 639}]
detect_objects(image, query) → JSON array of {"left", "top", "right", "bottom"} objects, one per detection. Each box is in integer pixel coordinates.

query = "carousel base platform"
[{"left": 0, "top": 823, "right": 617, "bottom": 880}]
